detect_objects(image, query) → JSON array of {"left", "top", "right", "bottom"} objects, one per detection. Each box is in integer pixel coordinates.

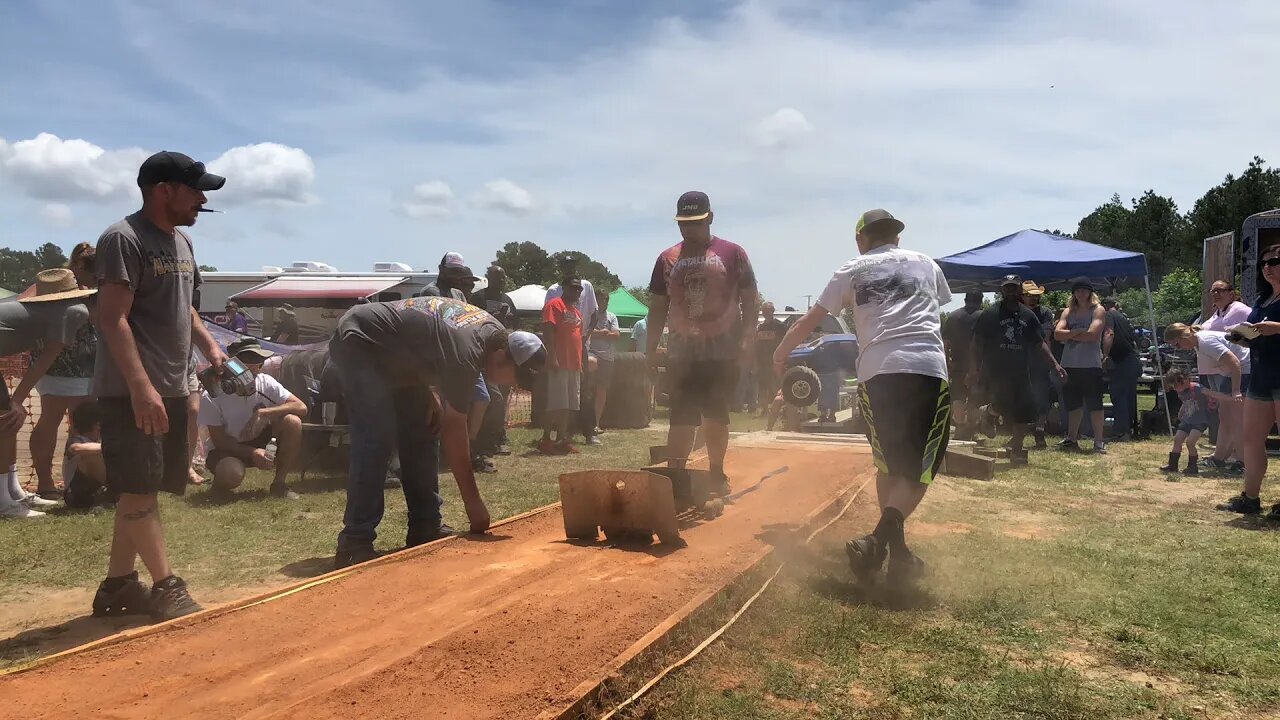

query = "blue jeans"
[
  {"left": 331, "top": 335, "right": 443, "bottom": 551},
  {"left": 1108, "top": 354, "right": 1142, "bottom": 438}
]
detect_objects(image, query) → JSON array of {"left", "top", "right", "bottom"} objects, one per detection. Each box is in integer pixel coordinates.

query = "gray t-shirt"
[
  {"left": 589, "top": 311, "right": 619, "bottom": 361},
  {"left": 0, "top": 299, "right": 91, "bottom": 358},
  {"left": 1060, "top": 307, "right": 1103, "bottom": 369},
  {"left": 93, "top": 212, "right": 201, "bottom": 398}
]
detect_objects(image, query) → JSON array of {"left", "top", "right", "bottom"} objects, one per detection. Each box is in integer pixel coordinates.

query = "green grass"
[{"left": 623, "top": 437, "right": 1280, "bottom": 719}]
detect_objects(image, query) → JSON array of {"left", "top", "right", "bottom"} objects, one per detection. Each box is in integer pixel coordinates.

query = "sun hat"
[{"left": 18, "top": 268, "right": 97, "bottom": 303}]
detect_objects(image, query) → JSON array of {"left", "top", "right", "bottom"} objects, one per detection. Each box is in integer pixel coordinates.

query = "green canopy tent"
[{"left": 606, "top": 287, "right": 647, "bottom": 328}]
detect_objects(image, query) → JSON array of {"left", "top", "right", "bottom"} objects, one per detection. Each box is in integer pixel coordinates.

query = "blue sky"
[{"left": 2, "top": 0, "right": 1278, "bottom": 307}]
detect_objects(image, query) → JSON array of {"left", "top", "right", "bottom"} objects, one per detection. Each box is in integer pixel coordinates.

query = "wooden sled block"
[
  {"left": 558, "top": 470, "right": 682, "bottom": 545},
  {"left": 941, "top": 449, "right": 995, "bottom": 481}
]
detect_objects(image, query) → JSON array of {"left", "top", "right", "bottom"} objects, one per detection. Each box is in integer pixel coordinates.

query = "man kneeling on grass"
[{"left": 199, "top": 338, "right": 307, "bottom": 500}]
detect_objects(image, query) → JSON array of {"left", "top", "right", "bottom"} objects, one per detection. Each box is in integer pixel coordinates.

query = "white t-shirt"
[
  {"left": 198, "top": 373, "right": 293, "bottom": 441},
  {"left": 816, "top": 245, "right": 952, "bottom": 382},
  {"left": 1196, "top": 330, "right": 1250, "bottom": 376}
]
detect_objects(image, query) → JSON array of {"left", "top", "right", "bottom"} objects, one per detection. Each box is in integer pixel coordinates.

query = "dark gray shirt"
[
  {"left": 93, "top": 212, "right": 201, "bottom": 398},
  {"left": 0, "top": 299, "right": 91, "bottom": 358}
]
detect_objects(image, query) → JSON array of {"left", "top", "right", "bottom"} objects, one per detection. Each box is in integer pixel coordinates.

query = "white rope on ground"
[{"left": 596, "top": 475, "right": 872, "bottom": 720}]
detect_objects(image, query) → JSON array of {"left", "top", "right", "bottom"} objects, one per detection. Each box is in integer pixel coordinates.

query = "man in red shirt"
[
  {"left": 540, "top": 279, "right": 585, "bottom": 454},
  {"left": 647, "top": 191, "right": 758, "bottom": 492}
]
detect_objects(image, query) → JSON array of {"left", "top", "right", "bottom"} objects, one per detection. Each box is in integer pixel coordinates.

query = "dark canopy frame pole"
[{"left": 1143, "top": 275, "right": 1175, "bottom": 437}]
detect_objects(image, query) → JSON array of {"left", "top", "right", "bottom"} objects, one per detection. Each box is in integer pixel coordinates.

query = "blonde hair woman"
[
  {"left": 29, "top": 244, "right": 99, "bottom": 498},
  {"left": 1163, "top": 322, "right": 1248, "bottom": 474},
  {"left": 1054, "top": 278, "right": 1107, "bottom": 452}
]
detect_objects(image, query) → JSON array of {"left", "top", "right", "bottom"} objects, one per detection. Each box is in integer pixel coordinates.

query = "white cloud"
[
  {"left": 751, "top": 108, "right": 813, "bottom": 150},
  {"left": 402, "top": 180, "right": 455, "bottom": 218},
  {"left": 39, "top": 203, "right": 73, "bottom": 228},
  {"left": 472, "top": 179, "right": 536, "bottom": 216},
  {"left": 0, "top": 133, "right": 146, "bottom": 203},
  {"left": 207, "top": 142, "right": 316, "bottom": 206}
]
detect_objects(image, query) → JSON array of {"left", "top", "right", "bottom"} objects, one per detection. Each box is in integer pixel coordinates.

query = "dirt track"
[{"left": 3, "top": 444, "right": 872, "bottom": 720}]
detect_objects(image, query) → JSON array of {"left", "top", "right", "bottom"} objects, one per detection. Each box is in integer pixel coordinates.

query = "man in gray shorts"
[{"left": 93, "top": 151, "right": 229, "bottom": 621}]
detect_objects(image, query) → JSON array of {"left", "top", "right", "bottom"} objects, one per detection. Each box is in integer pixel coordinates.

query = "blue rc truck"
[{"left": 780, "top": 333, "right": 860, "bottom": 419}]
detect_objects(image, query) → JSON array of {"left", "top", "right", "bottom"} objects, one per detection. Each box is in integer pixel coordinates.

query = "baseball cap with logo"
[
  {"left": 674, "top": 191, "right": 711, "bottom": 222},
  {"left": 507, "top": 331, "right": 547, "bottom": 390},
  {"left": 137, "top": 151, "right": 226, "bottom": 191},
  {"left": 1000, "top": 274, "right": 1023, "bottom": 288},
  {"left": 855, "top": 209, "right": 905, "bottom": 236}
]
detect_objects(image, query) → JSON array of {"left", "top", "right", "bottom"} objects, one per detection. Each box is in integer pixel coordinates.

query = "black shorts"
[
  {"left": 206, "top": 427, "right": 271, "bottom": 470},
  {"left": 669, "top": 359, "right": 736, "bottom": 427},
  {"left": 1063, "top": 367, "right": 1104, "bottom": 412},
  {"left": 858, "top": 373, "right": 950, "bottom": 485},
  {"left": 100, "top": 396, "right": 191, "bottom": 496},
  {"left": 989, "top": 375, "right": 1037, "bottom": 424}
]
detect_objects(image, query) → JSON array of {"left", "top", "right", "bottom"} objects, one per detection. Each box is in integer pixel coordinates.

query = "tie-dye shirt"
[{"left": 648, "top": 236, "right": 756, "bottom": 361}]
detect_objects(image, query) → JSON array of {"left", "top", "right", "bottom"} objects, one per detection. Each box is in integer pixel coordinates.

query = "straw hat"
[{"left": 18, "top": 268, "right": 97, "bottom": 303}]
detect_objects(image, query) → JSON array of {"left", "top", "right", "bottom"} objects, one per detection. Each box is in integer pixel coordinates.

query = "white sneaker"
[
  {"left": 20, "top": 492, "right": 59, "bottom": 509},
  {"left": 0, "top": 503, "right": 46, "bottom": 519}
]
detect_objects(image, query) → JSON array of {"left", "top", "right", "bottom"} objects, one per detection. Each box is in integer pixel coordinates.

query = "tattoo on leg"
[{"left": 121, "top": 503, "right": 157, "bottom": 521}]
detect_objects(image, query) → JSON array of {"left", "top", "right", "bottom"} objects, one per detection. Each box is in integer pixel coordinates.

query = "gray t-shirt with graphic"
[
  {"left": 0, "top": 299, "right": 91, "bottom": 358},
  {"left": 93, "top": 212, "right": 201, "bottom": 398}
]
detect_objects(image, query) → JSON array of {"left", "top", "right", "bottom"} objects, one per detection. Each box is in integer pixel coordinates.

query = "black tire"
[
  {"left": 601, "top": 352, "right": 652, "bottom": 429},
  {"left": 782, "top": 366, "right": 821, "bottom": 408}
]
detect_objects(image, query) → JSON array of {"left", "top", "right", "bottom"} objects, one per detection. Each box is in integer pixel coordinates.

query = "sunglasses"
[{"left": 1264, "top": 257, "right": 1280, "bottom": 268}]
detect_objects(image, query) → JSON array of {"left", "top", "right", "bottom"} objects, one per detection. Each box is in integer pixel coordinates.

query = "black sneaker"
[
  {"left": 1200, "top": 457, "right": 1227, "bottom": 474},
  {"left": 1216, "top": 493, "right": 1262, "bottom": 515},
  {"left": 1223, "top": 461, "right": 1245, "bottom": 477},
  {"left": 406, "top": 523, "right": 456, "bottom": 547},
  {"left": 845, "top": 534, "right": 887, "bottom": 581},
  {"left": 1092, "top": 442, "right": 1107, "bottom": 455},
  {"left": 471, "top": 456, "right": 497, "bottom": 473},
  {"left": 710, "top": 470, "right": 731, "bottom": 498},
  {"left": 886, "top": 548, "right": 927, "bottom": 584},
  {"left": 150, "top": 576, "right": 202, "bottom": 621},
  {"left": 334, "top": 545, "right": 381, "bottom": 569},
  {"left": 91, "top": 572, "right": 152, "bottom": 617},
  {"left": 1265, "top": 503, "right": 1280, "bottom": 522},
  {"left": 269, "top": 483, "right": 300, "bottom": 500},
  {"left": 1057, "top": 439, "right": 1079, "bottom": 452}
]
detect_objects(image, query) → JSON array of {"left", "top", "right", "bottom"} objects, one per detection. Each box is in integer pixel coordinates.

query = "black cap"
[
  {"left": 674, "top": 191, "right": 711, "bottom": 221},
  {"left": 1071, "top": 277, "right": 1094, "bottom": 292},
  {"left": 137, "top": 151, "right": 225, "bottom": 191},
  {"left": 442, "top": 263, "right": 480, "bottom": 282},
  {"left": 227, "top": 337, "right": 274, "bottom": 362},
  {"left": 1000, "top": 274, "right": 1023, "bottom": 288},
  {"left": 856, "top": 208, "right": 905, "bottom": 236}
]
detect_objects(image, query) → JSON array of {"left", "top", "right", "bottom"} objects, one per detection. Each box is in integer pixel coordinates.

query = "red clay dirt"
[{"left": 2, "top": 444, "right": 872, "bottom": 720}]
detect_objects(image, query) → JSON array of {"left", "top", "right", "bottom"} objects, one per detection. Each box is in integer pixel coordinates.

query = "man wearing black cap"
[
  {"left": 942, "top": 291, "right": 984, "bottom": 439},
  {"left": 199, "top": 338, "right": 308, "bottom": 499},
  {"left": 92, "top": 151, "right": 229, "bottom": 621},
  {"left": 773, "top": 209, "right": 947, "bottom": 585},
  {"left": 647, "top": 191, "right": 757, "bottom": 493},
  {"left": 327, "top": 296, "right": 545, "bottom": 568},
  {"left": 970, "top": 276, "right": 1066, "bottom": 463}
]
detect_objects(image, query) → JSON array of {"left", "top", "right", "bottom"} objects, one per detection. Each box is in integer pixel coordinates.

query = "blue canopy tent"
[
  {"left": 937, "top": 229, "right": 1171, "bottom": 435},
  {"left": 936, "top": 229, "right": 1148, "bottom": 292}
]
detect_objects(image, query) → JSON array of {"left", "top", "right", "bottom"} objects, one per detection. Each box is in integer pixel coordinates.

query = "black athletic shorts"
[
  {"left": 100, "top": 396, "right": 191, "bottom": 496},
  {"left": 668, "top": 359, "right": 736, "bottom": 427},
  {"left": 858, "top": 373, "right": 951, "bottom": 485},
  {"left": 206, "top": 427, "right": 272, "bottom": 471},
  {"left": 989, "top": 373, "right": 1037, "bottom": 425},
  {"left": 1063, "top": 367, "right": 1104, "bottom": 412}
]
